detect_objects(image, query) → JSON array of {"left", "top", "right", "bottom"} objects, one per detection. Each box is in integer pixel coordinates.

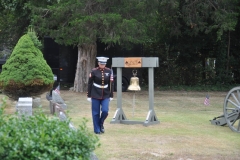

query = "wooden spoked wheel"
[{"left": 223, "top": 87, "right": 240, "bottom": 133}]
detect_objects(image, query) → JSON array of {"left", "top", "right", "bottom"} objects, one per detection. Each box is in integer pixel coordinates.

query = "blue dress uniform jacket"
[{"left": 87, "top": 67, "right": 114, "bottom": 99}]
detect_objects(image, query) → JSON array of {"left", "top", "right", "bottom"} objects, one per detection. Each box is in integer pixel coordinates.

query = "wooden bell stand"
[{"left": 110, "top": 57, "right": 160, "bottom": 126}]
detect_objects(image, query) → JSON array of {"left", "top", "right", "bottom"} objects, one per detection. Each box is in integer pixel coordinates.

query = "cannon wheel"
[{"left": 223, "top": 86, "right": 240, "bottom": 133}]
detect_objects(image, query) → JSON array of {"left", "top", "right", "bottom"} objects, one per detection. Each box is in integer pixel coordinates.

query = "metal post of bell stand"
[
  {"left": 143, "top": 67, "right": 159, "bottom": 126},
  {"left": 110, "top": 57, "right": 160, "bottom": 126},
  {"left": 110, "top": 67, "right": 127, "bottom": 123}
]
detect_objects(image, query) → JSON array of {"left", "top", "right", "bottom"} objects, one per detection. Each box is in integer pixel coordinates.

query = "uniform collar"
[{"left": 98, "top": 67, "right": 105, "bottom": 71}]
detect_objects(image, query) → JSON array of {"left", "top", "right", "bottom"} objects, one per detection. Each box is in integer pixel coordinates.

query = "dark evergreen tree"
[{"left": 29, "top": 0, "right": 159, "bottom": 92}]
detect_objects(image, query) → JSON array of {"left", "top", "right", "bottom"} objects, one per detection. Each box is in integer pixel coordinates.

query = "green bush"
[
  {"left": 0, "top": 33, "right": 53, "bottom": 100},
  {"left": 0, "top": 106, "right": 100, "bottom": 160}
]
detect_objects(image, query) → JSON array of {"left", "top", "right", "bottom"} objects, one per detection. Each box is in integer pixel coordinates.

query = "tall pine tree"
[{"left": 30, "top": 0, "right": 158, "bottom": 92}]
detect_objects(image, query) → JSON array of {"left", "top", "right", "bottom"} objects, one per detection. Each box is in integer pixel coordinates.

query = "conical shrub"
[{"left": 0, "top": 33, "right": 54, "bottom": 100}]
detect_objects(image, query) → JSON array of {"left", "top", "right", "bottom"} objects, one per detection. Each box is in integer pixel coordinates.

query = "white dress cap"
[{"left": 96, "top": 57, "right": 109, "bottom": 64}]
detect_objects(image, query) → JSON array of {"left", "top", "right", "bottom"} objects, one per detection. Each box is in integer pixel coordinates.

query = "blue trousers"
[{"left": 91, "top": 98, "right": 109, "bottom": 133}]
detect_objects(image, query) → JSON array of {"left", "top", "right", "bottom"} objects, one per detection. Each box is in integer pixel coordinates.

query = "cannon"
[{"left": 210, "top": 87, "right": 240, "bottom": 133}]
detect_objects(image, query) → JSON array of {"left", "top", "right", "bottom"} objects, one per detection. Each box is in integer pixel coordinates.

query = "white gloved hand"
[
  {"left": 110, "top": 98, "right": 113, "bottom": 101},
  {"left": 87, "top": 98, "right": 92, "bottom": 102}
]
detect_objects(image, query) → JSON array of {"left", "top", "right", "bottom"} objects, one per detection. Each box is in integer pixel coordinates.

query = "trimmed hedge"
[{"left": 0, "top": 33, "right": 53, "bottom": 100}]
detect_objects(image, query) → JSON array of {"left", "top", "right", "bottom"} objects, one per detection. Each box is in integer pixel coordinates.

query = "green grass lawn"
[{"left": 2, "top": 90, "right": 240, "bottom": 160}]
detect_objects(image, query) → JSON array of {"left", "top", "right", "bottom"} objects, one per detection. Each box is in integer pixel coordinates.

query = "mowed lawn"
[{"left": 2, "top": 90, "right": 240, "bottom": 160}]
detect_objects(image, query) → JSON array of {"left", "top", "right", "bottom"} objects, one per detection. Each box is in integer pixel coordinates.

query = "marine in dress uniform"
[{"left": 87, "top": 57, "right": 114, "bottom": 134}]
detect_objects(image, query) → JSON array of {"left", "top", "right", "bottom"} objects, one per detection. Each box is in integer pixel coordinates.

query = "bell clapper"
[{"left": 132, "top": 91, "right": 135, "bottom": 117}]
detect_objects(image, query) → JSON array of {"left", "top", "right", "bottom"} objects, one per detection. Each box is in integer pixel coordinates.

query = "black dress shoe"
[
  {"left": 100, "top": 125, "right": 105, "bottom": 133},
  {"left": 95, "top": 132, "right": 101, "bottom": 134}
]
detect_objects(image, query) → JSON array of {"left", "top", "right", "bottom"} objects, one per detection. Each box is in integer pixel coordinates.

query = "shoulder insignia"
[{"left": 105, "top": 67, "right": 110, "bottom": 70}]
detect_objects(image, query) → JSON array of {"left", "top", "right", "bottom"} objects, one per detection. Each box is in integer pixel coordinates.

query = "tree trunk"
[{"left": 73, "top": 43, "right": 97, "bottom": 92}]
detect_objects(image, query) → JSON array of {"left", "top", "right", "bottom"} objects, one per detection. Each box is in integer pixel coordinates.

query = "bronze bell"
[{"left": 127, "top": 70, "right": 141, "bottom": 91}]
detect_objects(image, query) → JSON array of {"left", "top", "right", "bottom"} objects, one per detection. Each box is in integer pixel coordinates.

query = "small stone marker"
[
  {"left": 59, "top": 111, "right": 76, "bottom": 130},
  {"left": 52, "top": 91, "right": 67, "bottom": 109},
  {"left": 59, "top": 111, "right": 67, "bottom": 121},
  {"left": 16, "top": 97, "right": 33, "bottom": 117},
  {"left": 32, "top": 97, "right": 41, "bottom": 108}
]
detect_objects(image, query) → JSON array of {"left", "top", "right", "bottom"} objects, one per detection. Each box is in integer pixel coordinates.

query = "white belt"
[{"left": 93, "top": 83, "right": 108, "bottom": 88}]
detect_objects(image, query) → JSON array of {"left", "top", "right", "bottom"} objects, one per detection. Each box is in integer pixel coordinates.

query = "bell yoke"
[{"left": 87, "top": 57, "right": 114, "bottom": 134}]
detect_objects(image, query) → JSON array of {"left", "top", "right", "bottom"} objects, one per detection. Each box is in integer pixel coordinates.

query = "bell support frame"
[{"left": 110, "top": 57, "right": 160, "bottom": 126}]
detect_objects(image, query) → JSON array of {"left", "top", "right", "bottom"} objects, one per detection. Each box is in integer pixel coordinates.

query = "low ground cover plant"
[{"left": 0, "top": 98, "right": 100, "bottom": 160}]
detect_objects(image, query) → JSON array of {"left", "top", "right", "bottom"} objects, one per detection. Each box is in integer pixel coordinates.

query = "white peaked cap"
[{"left": 96, "top": 57, "right": 109, "bottom": 64}]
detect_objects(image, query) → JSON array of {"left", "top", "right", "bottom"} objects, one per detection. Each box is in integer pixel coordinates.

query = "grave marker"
[{"left": 16, "top": 97, "right": 32, "bottom": 117}]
